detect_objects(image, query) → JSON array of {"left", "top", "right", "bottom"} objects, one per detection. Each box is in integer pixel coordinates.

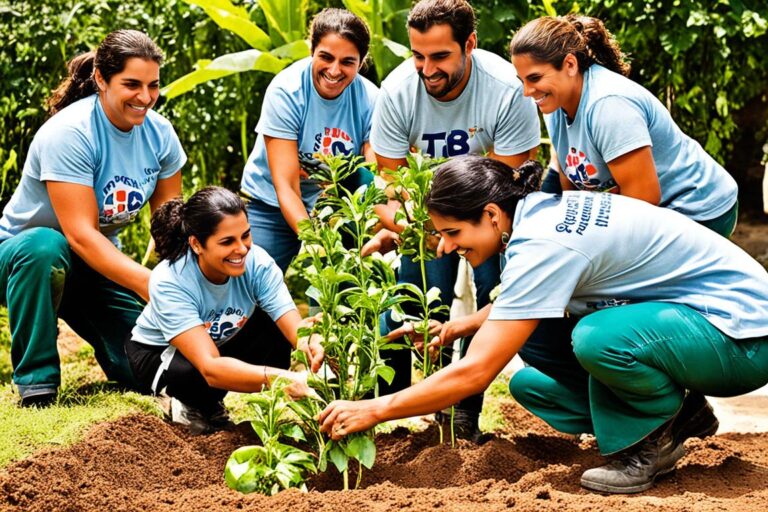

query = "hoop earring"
[{"left": 501, "top": 231, "right": 510, "bottom": 249}]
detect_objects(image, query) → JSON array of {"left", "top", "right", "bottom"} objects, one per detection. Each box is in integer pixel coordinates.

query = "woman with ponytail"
[
  {"left": 510, "top": 15, "right": 738, "bottom": 237},
  {"left": 0, "top": 30, "right": 185, "bottom": 406},
  {"left": 318, "top": 155, "right": 768, "bottom": 495},
  {"left": 126, "top": 187, "right": 323, "bottom": 434}
]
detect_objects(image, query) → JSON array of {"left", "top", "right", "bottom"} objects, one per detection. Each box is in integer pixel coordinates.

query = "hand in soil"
[{"left": 318, "top": 398, "right": 383, "bottom": 440}]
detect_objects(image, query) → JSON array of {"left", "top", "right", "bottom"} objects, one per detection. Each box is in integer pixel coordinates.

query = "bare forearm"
[
  {"left": 275, "top": 186, "right": 310, "bottom": 234},
  {"left": 374, "top": 201, "right": 403, "bottom": 233},
  {"left": 375, "top": 359, "right": 494, "bottom": 422},
  {"left": 202, "top": 356, "right": 279, "bottom": 392}
]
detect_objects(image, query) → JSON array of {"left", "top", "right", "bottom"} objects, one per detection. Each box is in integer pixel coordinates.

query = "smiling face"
[
  {"left": 191, "top": 212, "right": 252, "bottom": 284},
  {"left": 311, "top": 33, "right": 362, "bottom": 100},
  {"left": 95, "top": 57, "right": 160, "bottom": 132},
  {"left": 430, "top": 208, "right": 505, "bottom": 268},
  {"left": 409, "top": 24, "right": 475, "bottom": 101},
  {"left": 512, "top": 52, "right": 582, "bottom": 118}
]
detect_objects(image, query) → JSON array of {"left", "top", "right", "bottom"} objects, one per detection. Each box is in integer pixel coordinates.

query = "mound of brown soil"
[{"left": 2, "top": 401, "right": 768, "bottom": 511}]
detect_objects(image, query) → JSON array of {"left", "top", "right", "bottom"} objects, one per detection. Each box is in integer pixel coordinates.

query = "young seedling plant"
[{"left": 384, "top": 152, "right": 455, "bottom": 444}]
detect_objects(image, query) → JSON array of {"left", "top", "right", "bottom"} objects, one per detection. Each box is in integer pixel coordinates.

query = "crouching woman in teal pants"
[
  {"left": 0, "top": 30, "right": 185, "bottom": 406},
  {"left": 318, "top": 155, "right": 768, "bottom": 494}
]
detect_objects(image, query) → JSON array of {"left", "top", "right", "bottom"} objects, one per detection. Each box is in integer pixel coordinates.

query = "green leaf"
[
  {"left": 376, "top": 365, "right": 396, "bottom": 385},
  {"left": 541, "top": 0, "right": 557, "bottom": 18},
  {"left": 259, "top": 0, "right": 308, "bottom": 46},
  {"left": 328, "top": 442, "right": 349, "bottom": 472},
  {"left": 162, "top": 50, "right": 288, "bottom": 99},
  {"left": 183, "top": 0, "right": 272, "bottom": 50},
  {"left": 270, "top": 40, "right": 311, "bottom": 61},
  {"left": 346, "top": 434, "right": 376, "bottom": 469}
]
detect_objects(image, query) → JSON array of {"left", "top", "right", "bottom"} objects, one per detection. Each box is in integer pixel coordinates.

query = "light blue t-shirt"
[
  {"left": 544, "top": 64, "right": 737, "bottom": 221},
  {"left": 371, "top": 49, "right": 540, "bottom": 159},
  {"left": 132, "top": 245, "right": 296, "bottom": 346},
  {"left": 489, "top": 191, "right": 768, "bottom": 339},
  {"left": 240, "top": 57, "right": 378, "bottom": 210},
  {"left": 0, "top": 94, "right": 186, "bottom": 243}
]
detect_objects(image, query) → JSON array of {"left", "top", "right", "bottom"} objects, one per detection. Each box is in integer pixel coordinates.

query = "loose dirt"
[{"left": 2, "top": 401, "right": 768, "bottom": 511}]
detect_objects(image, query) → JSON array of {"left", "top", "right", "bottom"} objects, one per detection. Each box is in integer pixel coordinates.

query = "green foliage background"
[{"left": 1, "top": 0, "right": 767, "bottom": 259}]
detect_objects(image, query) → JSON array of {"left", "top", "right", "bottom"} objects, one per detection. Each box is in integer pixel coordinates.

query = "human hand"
[
  {"left": 318, "top": 398, "right": 383, "bottom": 440},
  {"left": 361, "top": 228, "right": 400, "bottom": 257},
  {"left": 387, "top": 320, "right": 442, "bottom": 360},
  {"left": 280, "top": 370, "right": 321, "bottom": 400}
]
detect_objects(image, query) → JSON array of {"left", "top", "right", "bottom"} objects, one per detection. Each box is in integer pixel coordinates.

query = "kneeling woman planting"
[
  {"left": 126, "top": 187, "right": 323, "bottom": 434},
  {"left": 319, "top": 156, "right": 768, "bottom": 494}
]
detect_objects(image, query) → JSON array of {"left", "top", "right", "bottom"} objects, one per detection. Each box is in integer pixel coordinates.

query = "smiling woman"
[
  {"left": 0, "top": 30, "right": 186, "bottom": 407},
  {"left": 239, "top": 8, "right": 378, "bottom": 273},
  {"left": 125, "top": 187, "right": 324, "bottom": 435},
  {"left": 509, "top": 16, "right": 738, "bottom": 237}
]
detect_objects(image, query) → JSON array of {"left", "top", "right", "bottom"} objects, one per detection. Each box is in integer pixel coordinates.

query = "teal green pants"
[
  {"left": 510, "top": 302, "right": 768, "bottom": 455},
  {"left": 0, "top": 227, "right": 143, "bottom": 395}
]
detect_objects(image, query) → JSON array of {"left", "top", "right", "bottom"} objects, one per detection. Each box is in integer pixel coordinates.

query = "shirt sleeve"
[
  {"left": 37, "top": 125, "right": 96, "bottom": 187},
  {"left": 251, "top": 252, "right": 297, "bottom": 322},
  {"left": 369, "top": 89, "right": 410, "bottom": 159},
  {"left": 150, "top": 270, "right": 206, "bottom": 342},
  {"left": 158, "top": 123, "right": 187, "bottom": 179},
  {"left": 489, "top": 239, "right": 592, "bottom": 320},
  {"left": 255, "top": 81, "right": 302, "bottom": 141},
  {"left": 587, "top": 96, "right": 652, "bottom": 163},
  {"left": 491, "top": 86, "right": 541, "bottom": 156},
  {"left": 361, "top": 85, "right": 379, "bottom": 144}
]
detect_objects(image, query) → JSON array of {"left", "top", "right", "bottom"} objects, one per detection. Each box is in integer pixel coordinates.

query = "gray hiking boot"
[
  {"left": 170, "top": 398, "right": 232, "bottom": 435},
  {"left": 580, "top": 421, "right": 685, "bottom": 494}
]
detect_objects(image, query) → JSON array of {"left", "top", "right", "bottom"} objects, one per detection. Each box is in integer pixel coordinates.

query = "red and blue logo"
[{"left": 102, "top": 184, "right": 144, "bottom": 224}]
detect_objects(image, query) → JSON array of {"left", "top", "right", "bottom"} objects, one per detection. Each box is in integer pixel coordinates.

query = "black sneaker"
[
  {"left": 580, "top": 420, "right": 685, "bottom": 494},
  {"left": 672, "top": 391, "right": 719, "bottom": 443},
  {"left": 19, "top": 387, "right": 57, "bottom": 408},
  {"left": 170, "top": 398, "right": 232, "bottom": 435}
]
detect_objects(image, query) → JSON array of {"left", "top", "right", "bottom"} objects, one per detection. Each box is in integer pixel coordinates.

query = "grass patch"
[
  {"left": 0, "top": 311, "right": 162, "bottom": 468},
  {"left": 479, "top": 373, "right": 513, "bottom": 433}
]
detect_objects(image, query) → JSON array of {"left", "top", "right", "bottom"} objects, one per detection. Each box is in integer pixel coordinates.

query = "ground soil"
[
  {"left": 2, "top": 401, "right": 768, "bottom": 512},
  {"left": 1, "top": 219, "right": 767, "bottom": 511}
]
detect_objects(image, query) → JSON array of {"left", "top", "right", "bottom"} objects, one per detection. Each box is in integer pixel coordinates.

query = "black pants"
[{"left": 125, "top": 308, "right": 291, "bottom": 414}]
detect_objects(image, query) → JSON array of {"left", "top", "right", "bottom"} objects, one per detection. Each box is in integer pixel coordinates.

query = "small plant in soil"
[
  {"left": 385, "top": 153, "right": 452, "bottom": 443},
  {"left": 224, "top": 378, "right": 317, "bottom": 495}
]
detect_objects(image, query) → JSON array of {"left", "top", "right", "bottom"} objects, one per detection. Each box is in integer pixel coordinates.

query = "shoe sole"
[{"left": 580, "top": 443, "right": 686, "bottom": 494}]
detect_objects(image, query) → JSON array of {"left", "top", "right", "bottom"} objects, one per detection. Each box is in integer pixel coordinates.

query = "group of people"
[{"left": 2, "top": 0, "right": 766, "bottom": 495}]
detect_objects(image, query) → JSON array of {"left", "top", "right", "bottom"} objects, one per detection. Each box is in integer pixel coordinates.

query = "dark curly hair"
[
  {"left": 509, "top": 15, "right": 630, "bottom": 77},
  {"left": 152, "top": 187, "right": 247, "bottom": 263},
  {"left": 47, "top": 29, "right": 163, "bottom": 115},
  {"left": 426, "top": 156, "right": 543, "bottom": 221}
]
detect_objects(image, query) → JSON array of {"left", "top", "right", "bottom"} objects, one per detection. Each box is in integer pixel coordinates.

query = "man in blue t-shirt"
[{"left": 369, "top": 0, "right": 540, "bottom": 441}]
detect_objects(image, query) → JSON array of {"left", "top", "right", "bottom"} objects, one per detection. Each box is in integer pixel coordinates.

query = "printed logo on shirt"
[
  {"left": 297, "top": 127, "right": 356, "bottom": 179},
  {"left": 421, "top": 129, "right": 480, "bottom": 158},
  {"left": 555, "top": 193, "right": 612, "bottom": 235},
  {"left": 204, "top": 307, "right": 248, "bottom": 343},
  {"left": 315, "top": 127, "right": 355, "bottom": 156},
  {"left": 101, "top": 176, "right": 145, "bottom": 225},
  {"left": 564, "top": 147, "right": 618, "bottom": 192},
  {"left": 586, "top": 298, "right": 631, "bottom": 310}
]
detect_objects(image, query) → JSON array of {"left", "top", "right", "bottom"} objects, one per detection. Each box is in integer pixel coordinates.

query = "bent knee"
[{"left": 14, "top": 228, "right": 71, "bottom": 269}]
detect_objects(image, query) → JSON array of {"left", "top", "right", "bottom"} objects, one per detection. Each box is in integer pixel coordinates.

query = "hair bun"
[{"left": 514, "top": 160, "right": 544, "bottom": 194}]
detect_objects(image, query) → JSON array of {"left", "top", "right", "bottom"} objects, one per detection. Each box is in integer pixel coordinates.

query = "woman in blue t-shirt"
[
  {"left": 239, "top": 8, "right": 379, "bottom": 272},
  {"left": 509, "top": 15, "right": 738, "bottom": 238},
  {"left": 0, "top": 30, "right": 186, "bottom": 407},
  {"left": 317, "top": 156, "right": 768, "bottom": 494},
  {"left": 126, "top": 187, "right": 324, "bottom": 434}
]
